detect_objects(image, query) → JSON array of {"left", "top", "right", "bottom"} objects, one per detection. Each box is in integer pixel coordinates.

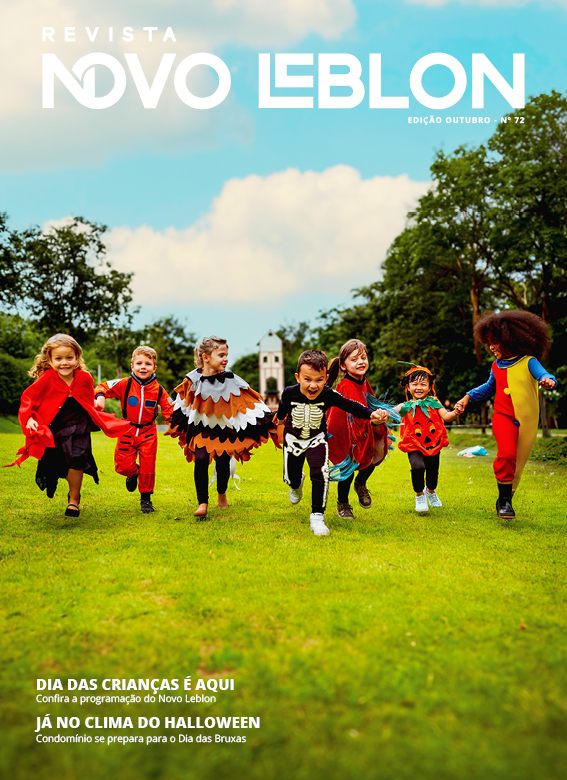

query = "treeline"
[
  {"left": 0, "top": 217, "right": 194, "bottom": 413},
  {"left": 314, "top": 92, "right": 566, "bottom": 423},
  {"left": 2, "top": 91, "right": 566, "bottom": 424}
]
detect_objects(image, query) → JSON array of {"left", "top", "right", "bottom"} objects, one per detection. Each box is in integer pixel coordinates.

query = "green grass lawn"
[{"left": 1, "top": 431, "right": 566, "bottom": 780}]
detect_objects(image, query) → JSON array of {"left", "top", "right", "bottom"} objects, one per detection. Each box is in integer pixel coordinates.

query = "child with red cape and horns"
[
  {"left": 326, "top": 339, "right": 397, "bottom": 520},
  {"left": 5, "top": 334, "right": 130, "bottom": 517}
]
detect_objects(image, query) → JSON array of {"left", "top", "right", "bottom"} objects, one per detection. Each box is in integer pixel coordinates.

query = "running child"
[
  {"left": 276, "top": 350, "right": 388, "bottom": 536},
  {"left": 94, "top": 346, "right": 174, "bottom": 514},
  {"left": 454, "top": 310, "right": 556, "bottom": 519},
  {"left": 6, "top": 334, "right": 129, "bottom": 517},
  {"left": 393, "top": 364, "right": 459, "bottom": 513},
  {"left": 166, "top": 336, "right": 278, "bottom": 520},
  {"left": 326, "top": 339, "right": 392, "bottom": 519}
]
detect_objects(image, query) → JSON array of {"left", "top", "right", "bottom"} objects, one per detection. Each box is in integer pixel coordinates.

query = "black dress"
[{"left": 35, "top": 397, "right": 100, "bottom": 498}]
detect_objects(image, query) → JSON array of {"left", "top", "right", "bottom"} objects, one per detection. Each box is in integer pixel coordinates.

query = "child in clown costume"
[
  {"left": 455, "top": 310, "right": 556, "bottom": 519},
  {"left": 166, "top": 336, "right": 279, "bottom": 520},
  {"left": 393, "top": 365, "right": 460, "bottom": 513},
  {"left": 326, "top": 338, "right": 394, "bottom": 520}
]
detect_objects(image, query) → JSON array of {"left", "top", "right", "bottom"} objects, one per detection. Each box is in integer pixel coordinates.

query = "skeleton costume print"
[{"left": 277, "top": 385, "right": 374, "bottom": 514}]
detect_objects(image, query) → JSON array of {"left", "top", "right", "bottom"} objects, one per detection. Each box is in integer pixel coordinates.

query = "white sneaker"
[
  {"left": 289, "top": 473, "right": 305, "bottom": 505},
  {"left": 310, "top": 513, "right": 330, "bottom": 536},
  {"left": 415, "top": 494, "right": 429, "bottom": 512},
  {"left": 426, "top": 489, "right": 443, "bottom": 508}
]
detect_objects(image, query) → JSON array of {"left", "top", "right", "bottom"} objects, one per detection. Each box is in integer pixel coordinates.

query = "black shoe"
[
  {"left": 496, "top": 483, "right": 515, "bottom": 519},
  {"left": 141, "top": 499, "right": 155, "bottom": 513},
  {"left": 65, "top": 504, "right": 80, "bottom": 518},
  {"left": 126, "top": 473, "right": 138, "bottom": 492}
]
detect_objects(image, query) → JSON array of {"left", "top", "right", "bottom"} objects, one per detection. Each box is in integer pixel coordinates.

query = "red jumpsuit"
[{"left": 95, "top": 375, "right": 173, "bottom": 494}]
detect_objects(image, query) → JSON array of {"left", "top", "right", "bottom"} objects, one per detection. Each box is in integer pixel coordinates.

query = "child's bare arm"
[
  {"left": 438, "top": 407, "right": 460, "bottom": 422},
  {"left": 454, "top": 394, "right": 470, "bottom": 414},
  {"left": 94, "top": 396, "right": 106, "bottom": 411}
]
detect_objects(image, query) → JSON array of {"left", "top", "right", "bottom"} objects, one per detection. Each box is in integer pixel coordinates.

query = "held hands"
[
  {"left": 26, "top": 417, "right": 39, "bottom": 433},
  {"left": 370, "top": 409, "right": 388, "bottom": 424},
  {"left": 94, "top": 397, "right": 106, "bottom": 411},
  {"left": 453, "top": 395, "right": 470, "bottom": 415},
  {"left": 540, "top": 377, "right": 556, "bottom": 390}
]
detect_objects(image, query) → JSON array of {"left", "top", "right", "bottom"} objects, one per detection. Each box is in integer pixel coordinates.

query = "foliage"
[
  {"left": 231, "top": 352, "right": 259, "bottom": 389},
  {"left": 276, "top": 321, "right": 312, "bottom": 385},
  {"left": 316, "top": 92, "right": 567, "bottom": 417},
  {"left": 8, "top": 217, "right": 136, "bottom": 343},
  {"left": 530, "top": 436, "right": 567, "bottom": 464},
  {"left": 0, "top": 353, "right": 31, "bottom": 414}
]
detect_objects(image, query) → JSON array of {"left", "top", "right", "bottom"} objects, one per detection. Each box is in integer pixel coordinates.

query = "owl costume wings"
[{"left": 165, "top": 369, "right": 279, "bottom": 464}]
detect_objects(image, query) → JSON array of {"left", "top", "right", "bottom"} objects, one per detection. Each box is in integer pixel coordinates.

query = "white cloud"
[
  {"left": 105, "top": 165, "right": 430, "bottom": 306},
  {"left": 0, "top": 0, "right": 355, "bottom": 171}
]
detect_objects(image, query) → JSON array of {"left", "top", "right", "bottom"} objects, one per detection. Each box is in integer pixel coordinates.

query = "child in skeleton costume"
[
  {"left": 166, "top": 336, "right": 278, "bottom": 519},
  {"left": 393, "top": 365, "right": 459, "bottom": 514},
  {"left": 326, "top": 339, "right": 393, "bottom": 520},
  {"left": 94, "top": 346, "right": 174, "bottom": 514},
  {"left": 276, "top": 350, "right": 388, "bottom": 536},
  {"left": 5, "top": 334, "right": 129, "bottom": 518},
  {"left": 455, "top": 310, "right": 556, "bottom": 520}
]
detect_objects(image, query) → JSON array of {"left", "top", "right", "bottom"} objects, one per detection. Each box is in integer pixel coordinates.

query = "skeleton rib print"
[{"left": 290, "top": 402, "right": 325, "bottom": 439}]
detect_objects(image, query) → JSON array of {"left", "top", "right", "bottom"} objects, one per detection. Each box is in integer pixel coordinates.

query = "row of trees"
[
  {"left": 314, "top": 92, "right": 567, "bottom": 422},
  {"left": 0, "top": 217, "right": 195, "bottom": 413},
  {"left": 2, "top": 91, "right": 566, "bottom": 423}
]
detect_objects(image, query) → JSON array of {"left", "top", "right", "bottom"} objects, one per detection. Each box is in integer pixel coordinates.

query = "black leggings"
[
  {"left": 284, "top": 441, "right": 328, "bottom": 514},
  {"left": 337, "top": 463, "right": 375, "bottom": 504},
  {"left": 194, "top": 446, "right": 230, "bottom": 504},
  {"left": 407, "top": 451, "right": 440, "bottom": 493}
]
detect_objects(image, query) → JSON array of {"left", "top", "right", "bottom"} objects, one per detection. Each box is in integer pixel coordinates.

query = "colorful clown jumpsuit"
[
  {"left": 466, "top": 356, "right": 556, "bottom": 491},
  {"left": 95, "top": 374, "right": 173, "bottom": 494}
]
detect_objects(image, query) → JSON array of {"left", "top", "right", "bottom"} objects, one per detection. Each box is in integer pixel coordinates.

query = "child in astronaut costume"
[
  {"left": 276, "top": 350, "right": 388, "bottom": 536},
  {"left": 95, "top": 345, "right": 174, "bottom": 513}
]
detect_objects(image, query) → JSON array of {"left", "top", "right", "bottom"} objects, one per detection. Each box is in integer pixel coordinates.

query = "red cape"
[
  {"left": 327, "top": 376, "right": 378, "bottom": 469},
  {"left": 5, "top": 368, "right": 130, "bottom": 468}
]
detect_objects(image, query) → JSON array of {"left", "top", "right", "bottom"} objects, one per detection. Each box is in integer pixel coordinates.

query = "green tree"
[{"left": 10, "top": 217, "right": 136, "bottom": 343}]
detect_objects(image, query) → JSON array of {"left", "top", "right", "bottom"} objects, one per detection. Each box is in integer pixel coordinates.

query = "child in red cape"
[
  {"left": 6, "top": 334, "right": 129, "bottom": 517},
  {"left": 326, "top": 339, "right": 392, "bottom": 520}
]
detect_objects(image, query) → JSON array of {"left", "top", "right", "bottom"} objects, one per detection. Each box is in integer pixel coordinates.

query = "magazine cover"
[{"left": 1, "top": 2, "right": 566, "bottom": 779}]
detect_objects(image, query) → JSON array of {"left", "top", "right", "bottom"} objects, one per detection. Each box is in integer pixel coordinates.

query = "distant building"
[{"left": 258, "top": 330, "right": 284, "bottom": 409}]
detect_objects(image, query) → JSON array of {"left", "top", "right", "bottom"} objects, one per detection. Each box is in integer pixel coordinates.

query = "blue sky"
[{"left": 2, "top": 0, "right": 566, "bottom": 359}]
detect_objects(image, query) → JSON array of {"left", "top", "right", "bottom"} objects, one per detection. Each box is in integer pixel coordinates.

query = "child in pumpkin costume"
[
  {"left": 455, "top": 310, "right": 556, "bottom": 519},
  {"left": 326, "top": 339, "right": 394, "bottom": 520},
  {"left": 166, "top": 336, "right": 279, "bottom": 520},
  {"left": 393, "top": 365, "right": 459, "bottom": 513}
]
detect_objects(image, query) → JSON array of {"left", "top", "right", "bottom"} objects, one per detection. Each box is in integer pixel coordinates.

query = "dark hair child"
[
  {"left": 455, "top": 310, "right": 557, "bottom": 519},
  {"left": 393, "top": 365, "right": 459, "bottom": 513},
  {"left": 326, "top": 339, "right": 392, "bottom": 520},
  {"left": 276, "top": 349, "right": 387, "bottom": 536}
]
